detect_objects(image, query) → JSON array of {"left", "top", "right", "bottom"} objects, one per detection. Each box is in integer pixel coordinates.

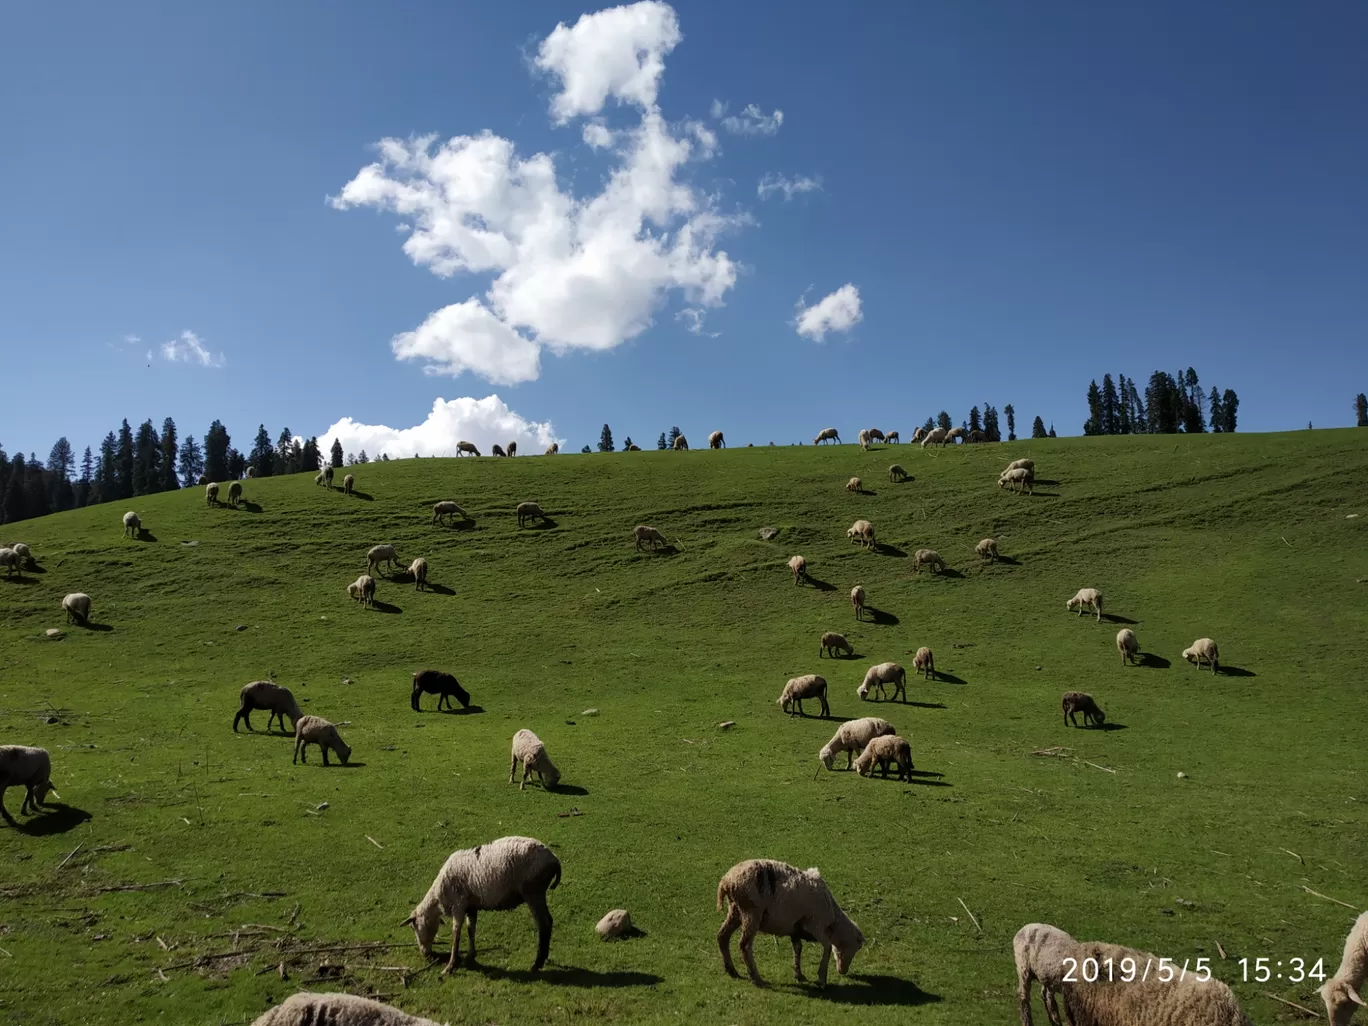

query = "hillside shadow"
[
  {"left": 1138, "top": 653, "right": 1171, "bottom": 669},
  {"left": 371, "top": 601, "right": 402, "bottom": 614},
  {"left": 1219, "top": 666, "right": 1256, "bottom": 677},
  {"left": 866, "top": 607, "right": 899, "bottom": 625},
  {"left": 5, "top": 803, "right": 93, "bottom": 835},
  {"left": 810, "top": 974, "right": 940, "bottom": 1007},
  {"left": 473, "top": 964, "right": 663, "bottom": 988},
  {"left": 1102, "top": 614, "right": 1138, "bottom": 625},
  {"left": 804, "top": 576, "right": 837, "bottom": 592},
  {"left": 135, "top": 530, "right": 157, "bottom": 542},
  {"left": 876, "top": 543, "right": 906, "bottom": 558},
  {"left": 906, "top": 701, "right": 947, "bottom": 710},
  {"left": 933, "top": 672, "right": 967, "bottom": 686},
  {"left": 550, "top": 783, "right": 589, "bottom": 796}
]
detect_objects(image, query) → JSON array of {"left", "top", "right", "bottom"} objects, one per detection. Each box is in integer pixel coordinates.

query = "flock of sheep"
[{"left": 1, "top": 432, "right": 1361, "bottom": 1026}]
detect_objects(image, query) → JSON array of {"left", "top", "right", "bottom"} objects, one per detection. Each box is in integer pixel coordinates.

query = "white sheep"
[
  {"left": 205, "top": 481, "right": 220, "bottom": 505},
  {"left": 1005, "top": 458, "right": 1035, "bottom": 473},
  {"left": 343, "top": 473, "right": 355, "bottom": 496},
  {"left": 404, "top": 835, "right": 561, "bottom": 973},
  {"left": 250, "top": 993, "right": 444, "bottom": 1026},
  {"left": 1320, "top": 910, "right": 1368, "bottom": 1026},
  {"left": 292, "top": 715, "right": 351, "bottom": 766},
  {"left": 709, "top": 430, "right": 725, "bottom": 449},
  {"left": 778, "top": 674, "right": 829, "bottom": 717},
  {"left": 544, "top": 442, "right": 560, "bottom": 455},
  {"left": 945, "top": 426, "right": 965, "bottom": 443},
  {"left": 432, "top": 500, "right": 467, "bottom": 524},
  {"left": 245, "top": 466, "right": 257, "bottom": 478},
  {"left": 1013, "top": 922, "right": 1077, "bottom": 1026},
  {"left": 409, "top": 557, "right": 429, "bottom": 591},
  {"left": 122, "top": 511, "right": 141, "bottom": 537},
  {"left": 1059, "top": 939, "right": 1253, "bottom": 1025},
  {"left": 910, "top": 427, "right": 927, "bottom": 444},
  {"left": 509, "top": 729, "right": 560, "bottom": 790},
  {"left": 315, "top": 465, "right": 334, "bottom": 487},
  {"left": 920, "top": 427, "right": 948, "bottom": 448},
  {"left": 517, "top": 501, "right": 547, "bottom": 528},
  {"left": 819, "top": 716, "right": 895, "bottom": 770},
  {"left": 857, "top": 661, "right": 906, "bottom": 702},
  {"left": 788, "top": 554, "right": 808, "bottom": 585},
  {"left": 913, "top": 646, "right": 935, "bottom": 680},
  {"left": 1066, "top": 588, "right": 1104, "bottom": 622},
  {"left": 673, "top": 434, "right": 689, "bottom": 450},
  {"left": 234, "top": 680, "right": 303, "bottom": 733},
  {"left": 886, "top": 431, "right": 900, "bottom": 444},
  {"left": 846, "top": 519, "right": 876, "bottom": 549},
  {"left": 348, "top": 574, "right": 376, "bottom": 608},
  {"left": 456, "top": 440, "right": 480, "bottom": 456},
  {"left": 851, "top": 585, "right": 866, "bottom": 620},
  {"left": 888, "top": 464, "right": 909, "bottom": 482},
  {"left": 228, "top": 480, "right": 243, "bottom": 507},
  {"left": 999, "top": 467, "right": 1034, "bottom": 494},
  {"left": 858, "top": 428, "right": 872, "bottom": 451},
  {"left": 716, "top": 859, "right": 864, "bottom": 987},
  {"left": 852, "top": 733, "right": 913, "bottom": 780},
  {"left": 976, "top": 538, "right": 999, "bottom": 560},
  {"left": 819, "top": 631, "right": 854, "bottom": 658},
  {"left": 1116, "top": 628, "right": 1139, "bottom": 665},
  {"left": 814, "top": 427, "right": 841, "bottom": 445},
  {"left": 62, "top": 593, "right": 91, "bottom": 625},
  {"left": 913, "top": 548, "right": 946, "bottom": 574},
  {"left": 846, "top": 476, "right": 863, "bottom": 494},
  {"left": 1182, "top": 638, "right": 1220, "bottom": 673},
  {"left": 0, "top": 547, "right": 20, "bottom": 579},
  {"left": 367, "top": 543, "right": 401, "bottom": 576},
  {"left": 635, "top": 525, "right": 668, "bottom": 551},
  {"left": 0, "top": 745, "right": 57, "bottom": 822}
]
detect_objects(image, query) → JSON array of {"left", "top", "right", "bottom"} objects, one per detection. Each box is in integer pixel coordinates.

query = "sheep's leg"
[
  {"left": 521, "top": 764, "right": 532, "bottom": 791},
  {"left": 846, "top": 749, "right": 855, "bottom": 770},
  {"left": 509, "top": 754, "right": 518, "bottom": 784},
  {"left": 444, "top": 910, "right": 464, "bottom": 974},
  {"left": 819, "top": 694, "right": 829, "bottom": 718},
  {"left": 790, "top": 935, "right": 806, "bottom": 981},
  {"left": 526, "top": 890, "right": 552, "bottom": 971},
  {"left": 1017, "top": 969, "right": 1035, "bottom": 1026},
  {"left": 465, "top": 908, "right": 478, "bottom": 965},
  {"left": 1044, "top": 984, "right": 1065, "bottom": 1026},
  {"left": 815, "top": 941, "right": 832, "bottom": 987},
  {"left": 737, "top": 916, "right": 764, "bottom": 986},
  {"left": 293, "top": 738, "right": 304, "bottom": 764},
  {"left": 717, "top": 903, "right": 742, "bottom": 978}
]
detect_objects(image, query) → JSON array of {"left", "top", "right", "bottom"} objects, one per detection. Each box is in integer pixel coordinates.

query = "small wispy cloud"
[
  {"left": 794, "top": 284, "right": 862, "bottom": 342},
  {"left": 121, "top": 333, "right": 141, "bottom": 345},
  {"left": 160, "top": 330, "right": 225, "bottom": 368},
  {"left": 676, "top": 307, "right": 719, "bottom": 337},
  {"left": 718, "top": 102, "right": 783, "bottom": 136},
  {"left": 757, "top": 173, "right": 822, "bottom": 201}
]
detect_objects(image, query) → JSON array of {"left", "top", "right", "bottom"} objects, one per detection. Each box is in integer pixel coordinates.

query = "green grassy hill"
[{"left": 2, "top": 430, "right": 1366, "bottom": 1025}]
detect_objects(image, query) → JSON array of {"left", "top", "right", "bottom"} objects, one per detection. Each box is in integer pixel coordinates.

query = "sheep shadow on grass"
[
  {"left": 802, "top": 575, "right": 837, "bottom": 592},
  {"left": 1218, "top": 666, "right": 1256, "bottom": 677},
  {"left": 905, "top": 700, "right": 947, "bottom": 710},
  {"left": 1138, "top": 653, "right": 1171, "bottom": 669},
  {"left": 864, "top": 606, "right": 899, "bottom": 625},
  {"left": 2, "top": 575, "right": 40, "bottom": 586},
  {"left": 930, "top": 672, "right": 967, "bottom": 686},
  {"left": 875, "top": 543, "right": 906, "bottom": 558},
  {"left": 523, "top": 516, "right": 559, "bottom": 530},
  {"left": 549, "top": 783, "right": 589, "bottom": 796},
  {"left": 235, "top": 501, "right": 263, "bottom": 514},
  {"left": 134, "top": 530, "right": 157, "bottom": 542},
  {"left": 78, "top": 621, "right": 115, "bottom": 632},
  {"left": 3, "top": 803, "right": 93, "bottom": 836},
  {"left": 433, "top": 704, "right": 485, "bottom": 716},
  {"left": 1101, "top": 613, "right": 1139, "bottom": 625},
  {"left": 808, "top": 973, "right": 941, "bottom": 1007},
  {"left": 436, "top": 519, "right": 477, "bottom": 531},
  {"left": 933, "top": 568, "right": 966, "bottom": 580},
  {"left": 370, "top": 601, "right": 402, "bottom": 614},
  {"left": 993, "top": 555, "right": 1021, "bottom": 566},
  {"left": 424, "top": 582, "right": 457, "bottom": 596},
  {"left": 349, "top": 490, "right": 375, "bottom": 502},
  {"left": 472, "top": 964, "right": 664, "bottom": 988}
]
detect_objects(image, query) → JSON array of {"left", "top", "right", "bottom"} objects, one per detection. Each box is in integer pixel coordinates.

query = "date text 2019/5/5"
[{"left": 1061, "top": 956, "right": 1328, "bottom": 985}]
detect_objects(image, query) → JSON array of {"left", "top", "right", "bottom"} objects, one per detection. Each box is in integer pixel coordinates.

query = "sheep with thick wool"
[
  {"left": 544, "top": 442, "right": 559, "bottom": 455},
  {"left": 205, "top": 481, "right": 220, "bottom": 505},
  {"left": 507, "top": 440, "right": 517, "bottom": 456},
  {"left": 778, "top": 674, "right": 829, "bottom": 717},
  {"left": 122, "top": 511, "right": 141, "bottom": 537},
  {"left": 234, "top": 680, "right": 303, "bottom": 734},
  {"left": 976, "top": 537, "right": 999, "bottom": 560},
  {"left": 250, "top": 992, "right": 444, "bottom": 1026},
  {"left": 348, "top": 574, "right": 376, "bottom": 608},
  {"left": 1066, "top": 588, "right": 1104, "bottom": 621},
  {"left": 847, "top": 519, "right": 876, "bottom": 549},
  {"left": 0, "top": 547, "right": 19, "bottom": 579},
  {"left": 456, "top": 440, "right": 480, "bottom": 456},
  {"left": 367, "top": 544, "right": 401, "bottom": 576},
  {"left": 819, "top": 632, "right": 854, "bottom": 658},
  {"left": 1059, "top": 939, "right": 1252, "bottom": 1025},
  {"left": 1116, "top": 629, "right": 1139, "bottom": 665},
  {"left": 673, "top": 434, "right": 689, "bottom": 450},
  {"left": 819, "top": 716, "right": 895, "bottom": 770},
  {"left": 858, "top": 429, "right": 872, "bottom": 451},
  {"left": 1320, "top": 910, "right": 1368, "bottom": 1026},
  {"left": 716, "top": 859, "right": 864, "bottom": 988},
  {"left": 228, "top": 481, "right": 243, "bottom": 507},
  {"left": 517, "top": 501, "right": 547, "bottom": 528},
  {"left": 886, "top": 431, "right": 900, "bottom": 444},
  {"left": 999, "top": 467, "right": 1034, "bottom": 494},
  {"left": 814, "top": 427, "right": 840, "bottom": 445},
  {"left": 1182, "top": 638, "right": 1220, "bottom": 673},
  {"left": 1013, "top": 922, "right": 1077, "bottom": 1026},
  {"left": 408, "top": 557, "right": 428, "bottom": 591},
  {"left": 945, "top": 427, "right": 965, "bottom": 443},
  {"left": 913, "top": 647, "right": 935, "bottom": 680},
  {"left": 857, "top": 661, "right": 906, "bottom": 702},
  {"left": 292, "top": 715, "right": 351, "bottom": 765},
  {"left": 316, "top": 465, "right": 334, "bottom": 488},
  {"left": 788, "top": 554, "right": 808, "bottom": 585},
  {"left": 1062, "top": 691, "right": 1105, "bottom": 728},
  {"left": 405, "top": 835, "right": 561, "bottom": 974},
  {"left": 888, "top": 464, "right": 909, "bottom": 482},
  {"left": 913, "top": 548, "right": 946, "bottom": 574},
  {"left": 709, "top": 430, "right": 725, "bottom": 449},
  {"left": 510, "top": 729, "right": 560, "bottom": 790},
  {"left": 432, "top": 500, "right": 467, "bottom": 524},
  {"left": 852, "top": 733, "right": 913, "bottom": 780},
  {"left": 492, "top": 443, "right": 507, "bottom": 457},
  {"left": 1005, "top": 458, "right": 1035, "bottom": 474},
  {"left": 846, "top": 476, "right": 863, "bottom": 494},
  {"left": 62, "top": 593, "right": 92, "bottom": 625},
  {"left": 851, "top": 585, "right": 866, "bottom": 620},
  {"left": 0, "top": 745, "right": 57, "bottom": 822},
  {"left": 634, "top": 525, "right": 667, "bottom": 551}
]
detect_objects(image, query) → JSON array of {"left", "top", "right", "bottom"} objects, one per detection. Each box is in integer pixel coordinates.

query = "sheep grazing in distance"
[
  {"left": 456, "top": 440, "right": 480, "bottom": 456},
  {"left": 1006, "top": 458, "right": 1035, "bottom": 473},
  {"left": 228, "top": 481, "right": 243, "bottom": 507},
  {"left": 122, "top": 511, "right": 141, "bottom": 537},
  {"left": 814, "top": 427, "right": 840, "bottom": 445},
  {"left": 913, "top": 548, "right": 946, "bottom": 574},
  {"left": 1320, "top": 910, "right": 1368, "bottom": 1026},
  {"left": 716, "top": 859, "right": 864, "bottom": 987},
  {"left": 197, "top": 473, "right": 208, "bottom": 485},
  {"left": 999, "top": 467, "right": 1034, "bottom": 495},
  {"left": 62, "top": 593, "right": 92, "bottom": 625},
  {"left": 432, "top": 500, "right": 468, "bottom": 524},
  {"left": 778, "top": 674, "right": 829, "bottom": 718},
  {"left": 509, "top": 729, "right": 560, "bottom": 790},
  {"left": 819, "top": 631, "right": 854, "bottom": 659},
  {"left": 408, "top": 557, "right": 428, "bottom": 591},
  {"left": 492, "top": 443, "right": 507, "bottom": 457},
  {"left": 1013, "top": 922, "right": 1077, "bottom": 1026},
  {"left": 245, "top": 466, "right": 257, "bottom": 478},
  {"left": 867, "top": 428, "right": 885, "bottom": 442},
  {"left": 0, "top": 745, "right": 58, "bottom": 822},
  {"left": 625, "top": 443, "right": 641, "bottom": 451},
  {"left": 1117, "top": 628, "right": 1140, "bottom": 665},
  {"left": 411, "top": 669, "right": 470, "bottom": 712},
  {"left": 404, "top": 835, "right": 561, "bottom": 973},
  {"left": 847, "top": 519, "right": 876, "bottom": 550},
  {"left": 820, "top": 716, "right": 895, "bottom": 770},
  {"left": 853, "top": 733, "right": 913, "bottom": 780},
  {"left": 205, "top": 481, "right": 220, "bottom": 505},
  {"left": 7, "top": 541, "right": 32, "bottom": 566},
  {"left": 851, "top": 585, "right": 866, "bottom": 620},
  {"left": 921, "top": 427, "right": 948, "bottom": 448},
  {"left": 888, "top": 464, "right": 909, "bottom": 482},
  {"left": 709, "top": 430, "right": 725, "bottom": 449},
  {"left": 249, "top": 992, "right": 443, "bottom": 1026},
  {"left": 544, "top": 442, "right": 560, "bottom": 455},
  {"left": 858, "top": 428, "right": 872, "bottom": 450},
  {"left": 858, "top": 661, "right": 906, "bottom": 702},
  {"left": 507, "top": 440, "right": 517, "bottom": 456},
  {"left": 343, "top": 473, "right": 355, "bottom": 496},
  {"left": 886, "top": 431, "right": 900, "bottom": 444},
  {"left": 348, "top": 574, "right": 376, "bottom": 608},
  {"left": 976, "top": 538, "right": 999, "bottom": 561},
  {"left": 233, "top": 680, "right": 303, "bottom": 734},
  {"left": 788, "top": 554, "right": 808, "bottom": 585},
  {"left": 1060, "top": 939, "right": 1253, "bottom": 1026},
  {"left": 846, "top": 476, "right": 863, "bottom": 493},
  {"left": 0, "top": 548, "right": 20, "bottom": 579},
  {"left": 910, "top": 427, "right": 927, "bottom": 444},
  {"left": 1182, "top": 637, "right": 1220, "bottom": 673},
  {"left": 1062, "top": 691, "right": 1105, "bottom": 728},
  {"left": 367, "top": 544, "right": 401, "bottom": 576},
  {"left": 292, "top": 715, "right": 351, "bottom": 766},
  {"left": 673, "top": 434, "right": 689, "bottom": 450},
  {"left": 945, "top": 427, "right": 965, "bottom": 444},
  {"left": 966, "top": 429, "right": 987, "bottom": 443},
  {"left": 634, "top": 525, "right": 668, "bottom": 551},
  {"left": 517, "top": 501, "right": 547, "bottom": 528},
  {"left": 913, "top": 647, "right": 935, "bottom": 680},
  {"left": 315, "top": 465, "right": 334, "bottom": 487},
  {"left": 1066, "top": 588, "right": 1104, "bottom": 622}
]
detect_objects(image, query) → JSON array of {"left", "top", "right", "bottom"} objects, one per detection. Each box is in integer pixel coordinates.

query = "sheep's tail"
[
  {"left": 548, "top": 858, "right": 562, "bottom": 891},
  {"left": 716, "top": 877, "right": 730, "bottom": 911}
]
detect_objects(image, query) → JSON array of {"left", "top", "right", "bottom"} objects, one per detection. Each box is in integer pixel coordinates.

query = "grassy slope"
[{"left": 1, "top": 430, "right": 1366, "bottom": 1025}]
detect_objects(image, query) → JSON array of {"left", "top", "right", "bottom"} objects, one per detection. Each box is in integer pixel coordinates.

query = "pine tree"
[
  {"left": 1220, "top": 389, "right": 1239, "bottom": 432},
  {"left": 177, "top": 436, "right": 204, "bottom": 487},
  {"left": 623, "top": 436, "right": 634, "bottom": 449},
  {"left": 1048, "top": 424, "right": 1057, "bottom": 438},
  {"left": 1083, "top": 380, "right": 1103, "bottom": 435},
  {"left": 1145, "top": 372, "right": 1180, "bottom": 433},
  {"left": 226, "top": 447, "right": 246, "bottom": 480},
  {"left": 936, "top": 411, "right": 952, "bottom": 432},
  {"left": 656, "top": 432, "right": 667, "bottom": 450},
  {"left": 922, "top": 416, "right": 936, "bottom": 433},
  {"left": 968, "top": 407, "right": 982, "bottom": 435},
  {"left": 275, "top": 428, "right": 296, "bottom": 475},
  {"left": 76, "top": 446, "right": 94, "bottom": 507},
  {"left": 249, "top": 425, "right": 275, "bottom": 477},
  {"left": 24, "top": 458, "right": 52, "bottom": 519},
  {"left": 301, "top": 438, "right": 321, "bottom": 472},
  {"left": 598, "top": 424, "right": 615, "bottom": 452},
  {"left": 1117, "top": 377, "right": 1132, "bottom": 435},
  {"left": 1031, "top": 415, "right": 1047, "bottom": 439},
  {"left": 346, "top": 452, "right": 355, "bottom": 466},
  {"left": 667, "top": 426, "right": 681, "bottom": 447},
  {"left": 204, "top": 420, "right": 231, "bottom": 482},
  {"left": 1004, "top": 404, "right": 1016, "bottom": 442},
  {"left": 330, "top": 439, "right": 344, "bottom": 468},
  {"left": 1130, "top": 378, "right": 1147, "bottom": 433},
  {"left": 95, "top": 431, "right": 118, "bottom": 504},
  {"left": 580, "top": 444, "right": 592, "bottom": 454},
  {"left": 47, "top": 437, "right": 75, "bottom": 479},
  {"left": 1355, "top": 393, "right": 1367, "bottom": 427},
  {"left": 1100, "top": 374, "right": 1119, "bottom": 434},
  {"left": 1185, "top": 368, "right": 1201, "bottom": 422},
  {"left": 160, "top": 418, "right": 180, "bottom": 491},
  {"left": 0, "top": 444, "right": 8, "bottom": 515},
  {"left": 1181, "top": 393, "right": 1205, "bottom": 434},
  {"left": 116, "top": 419, "right": 135, "bottom": 499},
  {"left": 357, "top": 450, "right": 369, "bottom": 464},
  {"left": 983, "top": 406, "right": 1001, "bottom": 442},
  {"left": 133, "top": 419, "right": 161, "bottom": 495},
  {"left": 3, "top": 454, "right": 28, "bottom": 524},
  {"left": 1208, "top": 388, "right": 1223, "bottom": 433}
]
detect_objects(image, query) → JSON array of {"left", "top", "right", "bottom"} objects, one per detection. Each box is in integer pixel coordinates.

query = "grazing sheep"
[
  {"left": 292, "top": 715, "right": 351, "bottom": 766},
  {"left": 625, "top": 443, "right": 641, "bottom": 450},
  {"left": 596, "top": 909, "right": 633, "bottom": 941},
  {"left": 492, "top": 443, "right": 507, "bottom": 457},
  {"left": 348, "top": 574, "right": 376, "bottom": 608},
  {"left": 634, "top": 525, "right": 668, "bottom": 551},
  {"left": 233, "top": 680, "right": 303, "bottom": 734},
  {"left": 249, "top": 992, "right": 442, "bottom": 1026},
  {"left": 999, "top": 467, "right": 1035, "bottom": 494},
  {"left": 509, "top": 729, "right": 560, "bottom": 790},
  {"left": 1062, "top": 691, "right": 1105, "bottom": 728},
  {"left": 1066, "top": 588, "right": 1104, "bottom": 622},
  {"left": 245, "top": 466, "right": 257, "bottom": 478},
  {"left": 851, "top": 585, "right": 866, "bottom": 620},
  {"left": 316, "top": 465, "right": 335, "bottom": 487},
  {"left": 197, "top": 473, "right": 208, "bottom": 485},
  {"left": 673, "top": 434, "right": 689, "bottom": 450},
  {"left": 517, "top": 501, "right": 547, "bottom": 528},
  {"left": 788, "top": 554, "right": 808, "bottom": 585},
  {"left": 913, "top": 548, "right": 946, "bottom": 574},
  {"left": 709, "top": 430, "right": 725, "bottom": 449},
  {"left": 228, "top": 481, "right": 243, "bottom": 507},
  {"left": 408, "top": 557, "right": 428, "bottom": 591},
  {"left": 431, "top": 500, "right": 468, "bottom": 524},
  {"left": 888, "top": 464, "right": 909, "bottom": 482},
  {"left": 404, "top": 835, "right": 561, "bottom": 973},
  {"left": 367, "top": 543, "right": 401, "bottom": 576},
  {"left": 778, "top": 674, "right": 829, "bottom": 718},
  {"left": 1116, "top": 628, "right": 1139, "bottom": 665},
  {"left": 0, "top": 547, "right": 20, "bottom": 579},
  {"left": 852, "top": 733, "right": 913, "bottom": 780},
  {"left": 205, "top": 481, "right": 220, "bottom": 505},
  {"left": 508, "top": 440, "right": 517, "bottom": 457},
  {"left": 819, "top": 631, "right": 854, "bottom": 659},
  {"left": 0, "top": 745, "right": 57, "bottom": 822},
  {"left": 846, "top": 519, "right": 876, "bottom": 549},
  {"left": 343, "top": 473, "right": 355, "bottom": 496},
  {"left": 857, "top": 661, "right": 906, "bottom": 702},
  {"left": 910, "top": 427, "right": 927, "bottom": 444},
  {"left": 122, "top": 511, "right": 141, "bottom": 537},
  {"left": 1182, "top": 638, "right": 1220, "bottom": 673},
  {"left": 62, "top": 593, "right": 91, "bottom": 625},
  {"left": 867, "top": 428, "right": 885, "bottom": 442},
  {"left": 456, "top": 440, "right": 480, "bottom": 456},
  {"left": 1006, "top": 458, "right": 1035, "bottom": 473},
  {"left": 716, "top": 859, "right": 864, "bottom": 987},
  {"left": 921, "top": 427, "right": 948, "bottom": 448},
  {"left": 976, "top": 538, "right": 999, "bottom": 561},
  {"left": 544, "top": 442, "right": 560, "bottom": 455},
  {"left": 913, "top": 647, "right": 935, "bottom": 680},
  {"left": 814, "top": 427, "right": 841, "bottom": 445},
  {"left": 819, "top": 717, "right": 895, "bottom": 770},
  {"left": 411, "top": 669, "right": 470, "bottom": 712},
  {"left": 945, "top": 427, "right": 965, "bottom": 444},
  {"left": 1014, "top": 922, "right": 1077, "bottom": 1026},
  {"left": 1320, "top": 910, "right": 1368, "bottom": 1026},
  {"left": 858, "top": 428, "right": 871, "bottom": 451},
  {"left": 1059, "top": 939, "right": 1253, "bottom": 1026},
  {"left": 846, "top": 476, "right": 863, "bottom": 493},
  {"left": 886, "top": 431, "right": 900, "bottom": 444}
]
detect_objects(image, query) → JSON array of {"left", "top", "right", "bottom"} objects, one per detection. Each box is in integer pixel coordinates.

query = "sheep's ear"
[
  {"left": 1349, "top": 985, "right": 1366, "bottom": 1006},
  {"left": 399, "top": 914, "right": 416, "bottom": 927}
]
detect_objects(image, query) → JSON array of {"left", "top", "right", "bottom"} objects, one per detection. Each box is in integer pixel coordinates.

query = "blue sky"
[{"left": 2, "top": 1, "right": 1365, "bottom": 461}]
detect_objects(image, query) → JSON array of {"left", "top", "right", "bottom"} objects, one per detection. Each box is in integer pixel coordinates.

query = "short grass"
[{"left": 2, "top": 430, "right": 1366, "bottom": 1025}]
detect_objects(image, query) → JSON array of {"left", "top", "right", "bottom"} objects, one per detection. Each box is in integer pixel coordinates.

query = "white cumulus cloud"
[
  {"left": 719, "top": 102, "right": 783, "bottom": 136},
  {"left": 794, "top": 284, "right": 862, "bottom": 342},
  {"left": 160, "top": 330, "right": 225, "bottom": 368},
  {"left": 331, "top": 1, "right": 741, "bottom": 387},
  {"left": 757, "top": 173, "right": 822, "bottom": 201},
  {"left": 581, "top": 121, "right": 615, "bottom": 149},
  {"left": 317, "top": 395, "right": 561, "bottom": 460}
]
